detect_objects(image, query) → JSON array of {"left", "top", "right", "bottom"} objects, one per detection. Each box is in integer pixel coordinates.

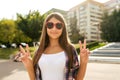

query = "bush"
[
  {"left": 76, "top": 41, "right": 99, "bottom": 54},
  {"left": 87, "top": 41, "right": 99, "bottom": 48}
]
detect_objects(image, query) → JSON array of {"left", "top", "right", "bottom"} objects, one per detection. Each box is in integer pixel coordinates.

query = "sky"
[{"left": 0, "top": 0, "right": 109, "bottom": 19}]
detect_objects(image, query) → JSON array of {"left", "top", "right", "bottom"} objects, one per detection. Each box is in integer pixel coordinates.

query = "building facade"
[
  {"left": 45, "top": 0, "right": 120, "bottom": 42},
  {"left": 104, "top": 0, "right": 120, "bottom": 15},
  {"left": 67, "top": 0, "right": 104, "bottom": 42}
]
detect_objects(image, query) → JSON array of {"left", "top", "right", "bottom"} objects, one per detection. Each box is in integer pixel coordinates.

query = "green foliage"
[
  {"left": 75, "top": 41, "right": 105, "bottom": 54},
  {"left": 0, "top": 48, "right": 18, "bottom": 59},
  {"left": 69, "top": 15, "right": 83, "bottom": 43},
  {"left": 13, "top": 29, "right": 32, "bottom": 44},
  {"left": 0, "top": 11, "right": 46, "bottom": 45},
  {"left": 87, "top": 41, "right": 99, "bottom": 48},
  {"left": 16, "top": 10, "right": 45, "bottom": 42},
  {"left": 0, "top": 19, "right": 16, "bottom": 44},
  {"left": 89, "top": 42, "right": 106, "bottom": 50},
  {"left": 101, "top": 9, "right": 120, "bottom": 42},
  {"left": 0, "top": 47, "right": 36, "bottom": 59}
]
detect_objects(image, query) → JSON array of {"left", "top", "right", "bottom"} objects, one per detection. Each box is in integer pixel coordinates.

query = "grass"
[
  {"left": 89, "top": 43, "right": 106, "bottom": 51},
  {"left": 0, "top": 43, "right": 106, "bottom": 59},
  {"left": 74, "top": 42, "right": 106, "bottom": 51},
  {"left": 0, "top": 47, "right": 37, "bottom": 59},
  {"left": 0, "top": 48, "right": 18, "bottom": 59}
]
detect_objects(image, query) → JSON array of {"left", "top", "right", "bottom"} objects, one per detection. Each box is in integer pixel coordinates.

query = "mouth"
[{"left": 50, "top": 32, "right": 58, "bottom": 34}]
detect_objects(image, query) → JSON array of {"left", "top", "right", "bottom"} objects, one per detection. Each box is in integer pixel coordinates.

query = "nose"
[{"left": 52, "top": 25, "right": 57, "bottom": 30}]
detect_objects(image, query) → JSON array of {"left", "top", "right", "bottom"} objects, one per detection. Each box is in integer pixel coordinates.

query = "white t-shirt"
[{"left": 38, "top": 51, "right": 66, "bottom": 80}]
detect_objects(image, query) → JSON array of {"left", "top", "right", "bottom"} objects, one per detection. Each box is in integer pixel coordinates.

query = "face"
[{"left": 46, "top": 17, "right": 63, "bottom": 40}]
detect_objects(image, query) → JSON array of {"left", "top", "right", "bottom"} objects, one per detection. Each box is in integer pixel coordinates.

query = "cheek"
[
  {"left": 47, "top": 28, "right": 63, "bottom": 33},
  {"left": 59, "top": 29, "right": 63, "bottom": 35},
  {"left": 47, "top": 28, "right": 50, "bottom": 35}
]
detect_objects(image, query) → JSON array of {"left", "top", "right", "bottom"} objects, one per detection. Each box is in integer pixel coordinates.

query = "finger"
[
  {"left": 19, "top": 55, "right": 25, "bottom": 62},
  {"left": 83, "top": 39, "right": 86, "bottom": 49},
  {"left": 79, "top": 40, "right": 82, "bottom": 50},
  {"left": 87, "top": 48, "right": 90, "bottom": 54},
  {"left": 81, "top": 49, "right": 87, "bottom": 54},
  {"left": 19, "top": 45, "right": 25, "bottom": 54},
  {"left": 26, "top": 44, "right": 30, "bottom": 56}
]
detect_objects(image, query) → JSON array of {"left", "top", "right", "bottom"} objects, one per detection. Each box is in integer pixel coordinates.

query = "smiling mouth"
[{"left": 51, "top": 32, "right": 58, "bottom": 34}]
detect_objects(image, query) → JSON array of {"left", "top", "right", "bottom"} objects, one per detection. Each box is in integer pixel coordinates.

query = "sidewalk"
[
  {"left": 89, "top": 42, "right": 120, "bottom": 63},
  {"left": 0, "top": 59, "right": 120, "bottom": 80},
  {"left": 0, "top": 60, "right": 29, "bottom": 80},
  {"left": 89, "top": 56, "right": 120, "bottom": 64}
]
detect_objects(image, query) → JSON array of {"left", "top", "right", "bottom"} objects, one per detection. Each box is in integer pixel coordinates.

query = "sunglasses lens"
[
  {"left": 46, "top": 22, "right": 63, "bottom": 30},
  {"left": 56, "top": 23, "right": 63, "bottom": 29},
  {"left": 47, "top": 22, "right": 53, "bottom": 29}
]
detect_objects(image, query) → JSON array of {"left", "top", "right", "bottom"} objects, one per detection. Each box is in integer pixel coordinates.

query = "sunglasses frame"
[{"left": 46, "top": 22, "right": 64, "bottom": 30}]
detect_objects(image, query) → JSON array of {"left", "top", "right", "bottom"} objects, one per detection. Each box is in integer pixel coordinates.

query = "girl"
[{"left": 19, "top": 12, "right": 90, "bottom": 80}]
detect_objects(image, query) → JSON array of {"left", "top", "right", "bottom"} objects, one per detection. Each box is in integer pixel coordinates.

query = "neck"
[{"left": 49, "top": 38, "right": 60, "bottom": 47}]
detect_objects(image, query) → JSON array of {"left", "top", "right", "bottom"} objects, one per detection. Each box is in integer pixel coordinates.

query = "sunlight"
[{"left": 0, "top": 0, "right": 109, "bottom": 19}]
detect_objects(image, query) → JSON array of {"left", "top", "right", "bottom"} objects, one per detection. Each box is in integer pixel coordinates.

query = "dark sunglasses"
[{"left": 46, "top": 22, "right": 63, "bottom": 30}]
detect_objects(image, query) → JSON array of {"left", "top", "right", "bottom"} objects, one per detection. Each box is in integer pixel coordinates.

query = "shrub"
[{"left": 76, "top": 41, "right": 99, "bottom": 54}]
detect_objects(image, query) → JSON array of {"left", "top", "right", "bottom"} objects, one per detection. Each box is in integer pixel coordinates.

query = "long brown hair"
[{"left": 33, "top": 12, "right": 75, "bottom": 74}]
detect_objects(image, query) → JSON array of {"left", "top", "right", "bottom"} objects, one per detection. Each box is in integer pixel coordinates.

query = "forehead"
[{"left": 47, "top": 17, "right": 61, "bottom": 23}]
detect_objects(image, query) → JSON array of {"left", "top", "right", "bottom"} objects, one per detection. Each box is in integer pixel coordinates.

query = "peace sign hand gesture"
[
  {"left": 19, "top": 44, "right": 33, "bottom": 68},
  {"left": 79, "top": 39, "right": 90, "bottom": 64}
]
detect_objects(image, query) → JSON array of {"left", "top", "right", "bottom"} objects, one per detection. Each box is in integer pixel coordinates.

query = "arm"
[
  {"left": 76, "top": 39, "right": 90, "bottom": 80},
  {"left": 76, "top": 62, "right": 87, "bottom": 80},
  {"left": 24, "top": 59, "right": 35, "bottom": 80},
  {"left": 19, "top": 45, "right": 35, "bottom": 80}
]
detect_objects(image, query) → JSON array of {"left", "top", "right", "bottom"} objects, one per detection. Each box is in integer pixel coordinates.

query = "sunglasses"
[{"left": 46, "top": 22, "right": 63, "bottom": 30}]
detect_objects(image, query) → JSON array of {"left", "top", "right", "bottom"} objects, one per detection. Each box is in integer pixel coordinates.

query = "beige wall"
[{"left": 67, "top": 0, "right": 104, "bottom": 42}]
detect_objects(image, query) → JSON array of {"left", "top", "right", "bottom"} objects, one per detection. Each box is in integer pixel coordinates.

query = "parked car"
[
  {"left": 11, "top": 43, "right": 17, "bottom": 48},
  {"left": 20, "top": 42, "right": 27, "bottom": 47},
  {"left": 0, "top": 44, "right": 7, "bottom": 48}
]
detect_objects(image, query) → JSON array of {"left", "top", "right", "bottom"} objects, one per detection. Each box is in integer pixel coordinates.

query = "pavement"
[
  {"left": 90, "top": 42, "right": 120, "bottom": 57},
  {"left": 0, "top": 59, "right": 120, "bottom": 80},
  {"left": 89, "top": 56, "right": 120, "bottom": 64},
  {"left": 0, "top": 60, "right": 29, "bottom": 80},
  {"left": 85, "top": 62, "right": 120, "bottom": 80},
  {"left": 89, "top": 42, "right": 120, "bottom": 63}
]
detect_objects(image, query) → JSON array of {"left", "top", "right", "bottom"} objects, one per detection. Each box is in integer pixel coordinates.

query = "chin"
[{"left": 49, "top": 36, "right": 60, "bottom": 39}]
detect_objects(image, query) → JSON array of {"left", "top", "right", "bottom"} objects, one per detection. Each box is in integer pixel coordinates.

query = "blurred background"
[{"left": 0, "top": 0, "right": 120, "bottom": 80}]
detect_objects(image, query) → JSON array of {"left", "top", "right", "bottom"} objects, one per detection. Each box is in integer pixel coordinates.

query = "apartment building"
[
  {"left": 45, "top": 0, "right": 120, "bottom": 42},
  {"left": 67, "top": 0, "right": 104, "bottom": 42},
  {"left": 104, "top": 0, "right": 120, "bottom": 15}
]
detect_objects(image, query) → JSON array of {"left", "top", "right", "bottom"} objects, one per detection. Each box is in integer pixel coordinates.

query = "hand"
[
  {"left": 79, "top": 39, "right": 90, "bottom": 64},
  {"left": 19, "top": 44, "right": 32, "bottom": 68}
]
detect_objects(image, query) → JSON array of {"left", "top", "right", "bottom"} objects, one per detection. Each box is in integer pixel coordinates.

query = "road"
[
  {"left": 0, "top": 60, "right": 120, "bottom": 80},
  {"left": 85, "top": 62, "right": 120, "bottom": 80},
  {"left": 0, "top": 60, "right": 29, "bottom": 80}
]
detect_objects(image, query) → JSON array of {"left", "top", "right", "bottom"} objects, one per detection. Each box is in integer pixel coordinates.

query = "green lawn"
[
  {"left": 0, "top": 47, "right": 37, "bottom": 59},
  {"left": 0, "top": 43, "right": 106, "bottom": 59},
  {"left": 89, "top": 43, "right": 106, "bottom": 50},
  {"left": 74, "top": 42, "right": 106, "bottom": 51},
  {"left": 0, "top": 48, "right": 18, "bottom": 59}
]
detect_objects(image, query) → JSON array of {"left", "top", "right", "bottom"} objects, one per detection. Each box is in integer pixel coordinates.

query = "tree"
[
  {"left": 16, "top": 10, "right": 45, "bottom": 42},
  {"left": 0, "top": 19, "right": 16, "bottom": 44},
  {"left": 13, "top": 28, "right": 32, "bottom": 44},
  {"left": 101, "top": 9, "right": 120, "bottom": 42},
  {"left": 69, "top": 15, "right": 83, "bottom": 43}
]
